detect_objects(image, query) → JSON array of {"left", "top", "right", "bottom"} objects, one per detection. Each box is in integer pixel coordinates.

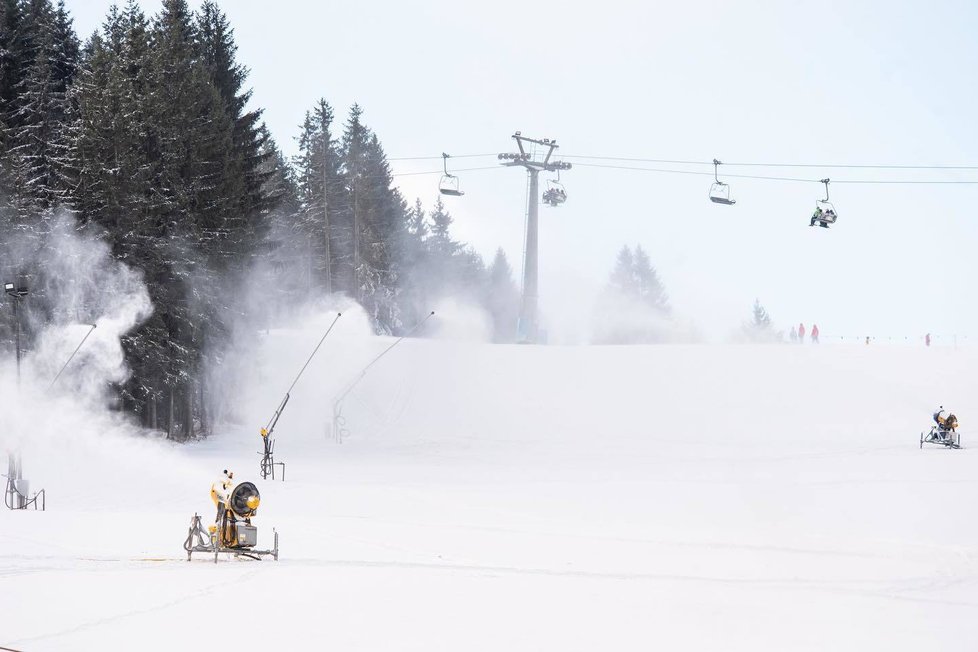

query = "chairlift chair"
[
  {"left": 810, "top": 178, "right": 837, "bottom": 228},
  {"left": 438, "top": 153, "right": 464, "bottom": 196},
  {"left": 542, "top": 170, "right": 567, "bottom": 207},
  {"left": 709, "top": 159, "right": 736, "bottom": 205}
]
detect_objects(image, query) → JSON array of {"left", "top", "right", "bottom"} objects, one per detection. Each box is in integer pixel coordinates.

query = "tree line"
[{"left": 0, "top": 0, "right": 519, "bottom": 439}]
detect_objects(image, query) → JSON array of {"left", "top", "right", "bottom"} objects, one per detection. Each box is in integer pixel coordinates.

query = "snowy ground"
[{"left": 2, "top": 328, "right": 977, "bottom": 650}]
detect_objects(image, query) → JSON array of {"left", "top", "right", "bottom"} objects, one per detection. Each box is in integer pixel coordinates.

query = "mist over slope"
[{"left": 2, "top": 315, "right": 975, "bottom": 650}]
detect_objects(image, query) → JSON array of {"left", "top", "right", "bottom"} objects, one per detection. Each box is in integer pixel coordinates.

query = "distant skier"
[
  {"left": 789, "top": 326, "right": 798, "bottom": 342},
  {"left": 798, "top": 323, "right": 806, "bottom": 343},
  {"left": 925, "top": 333, "right": 931, "bottom": 347},
  {"left": 811, "top": 324, "right": 820, "bottom": 344}
]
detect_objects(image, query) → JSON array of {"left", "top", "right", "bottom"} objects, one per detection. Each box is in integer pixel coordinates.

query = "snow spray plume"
[
  {"left": 427, "top": 297, "right": 492, "bottom": 342},
  {"left": 7, "top": 214, "right": 153, "bottom": 403},
  {"left": 0, "top": 213, "right": 201, "bottom": 510},
  {"left": 330, "top": 311, "right": 435, "bottom": 442},
  {"left": 590, "top": 289, "right": 701, "bottom": 344}
]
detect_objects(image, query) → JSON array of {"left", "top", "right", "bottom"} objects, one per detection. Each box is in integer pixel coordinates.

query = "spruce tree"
[
  {"left": 3, "top": 0, "right": 79, "bottom": 212},
  {"left": 633, "top": 245, "right": 669, "bottom": 314},
  {"left": 608, "top": 245, "right": 636, "bottom": 295},
  {"left": 742, "top": 299, "right": 781, "bottom": 343},
  {"left": 293, "top": 99, "right": 343, "bottom": 294},
  {"left": 485, "top": 248, "right": 519, "bottom": 342},
  {"left": 596, "top": 244, "right": 673, "bottom": 344}
]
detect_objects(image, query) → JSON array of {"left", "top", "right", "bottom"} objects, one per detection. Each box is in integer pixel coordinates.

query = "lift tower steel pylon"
[{"left": 498, "top": 133, "right": 571, "bottom": 343}]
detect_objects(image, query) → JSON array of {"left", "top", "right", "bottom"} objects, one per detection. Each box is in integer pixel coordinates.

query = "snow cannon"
[
  {"left": 921, "top": 408, "right": 962, "bottom": 449},
  {"left": 185, "top": 472, "right": 279, "bottom": 562}
]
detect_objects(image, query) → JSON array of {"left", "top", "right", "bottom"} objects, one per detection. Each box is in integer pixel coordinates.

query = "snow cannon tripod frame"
[
  {"left": 184, "top": 513, "right": 279, "bottom": 563},
  {"left": 4, "top": 476, "right": 45, "bottom": 510},
  {"left": 4, "top": 454, "right": 45, "bottom": 511},
  {"left": 920, "top": 426, "right": 961, "bottom": 449}
]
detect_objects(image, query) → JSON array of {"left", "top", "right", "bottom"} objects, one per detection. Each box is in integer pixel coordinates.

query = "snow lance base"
[
  {"left": 920, "top": 427, "right": 961, "bottom": 449},
  {"left": 183, "top": 513, "right": 279, "bottom": 563}
]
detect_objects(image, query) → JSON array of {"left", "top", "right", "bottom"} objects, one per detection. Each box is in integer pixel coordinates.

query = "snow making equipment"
[
  {"left": 258, "top": 312, "right": 343, "bottom": 480},
  {"left": 4, "top": 453, "right": 45, "bottom": 511},
  {"left": 921, "top": 408, "right": 962, "bottom": 449},
  {"left": 184, "top": 471, "right": 279, "bottom": 562}
]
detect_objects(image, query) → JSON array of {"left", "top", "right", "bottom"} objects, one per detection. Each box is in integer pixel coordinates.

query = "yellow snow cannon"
[{"left": 184, "top": 471, "right": 279, "bottom": 562}]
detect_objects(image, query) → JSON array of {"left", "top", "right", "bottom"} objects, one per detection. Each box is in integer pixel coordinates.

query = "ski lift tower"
[{"left": 498, "top": 133, "right": 571, "bottom": 343}]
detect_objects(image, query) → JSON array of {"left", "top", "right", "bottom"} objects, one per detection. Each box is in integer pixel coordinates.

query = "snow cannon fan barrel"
[{"left": 229, "top": 482, "right": 261, "bottom": 519}]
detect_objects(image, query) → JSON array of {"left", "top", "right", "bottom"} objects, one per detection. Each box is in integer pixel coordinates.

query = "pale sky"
[{"left": 69, "top": 0, "right": 978, "bottom": 342}]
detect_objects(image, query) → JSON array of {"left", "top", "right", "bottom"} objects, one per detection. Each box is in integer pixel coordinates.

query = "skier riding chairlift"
[{"left": 810, "top": 179, "right": 838, "bottom": 228}]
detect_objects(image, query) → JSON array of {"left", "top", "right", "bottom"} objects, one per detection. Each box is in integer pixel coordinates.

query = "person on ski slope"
[
  {"left": 798, "top": 323, "right": 806, "bottom": 342},
  {"left": 789, "top": 326, "right": 798, "bottom": 342},
  {"left": 811, "top": 324, "right": 820, "bottom": 344}
]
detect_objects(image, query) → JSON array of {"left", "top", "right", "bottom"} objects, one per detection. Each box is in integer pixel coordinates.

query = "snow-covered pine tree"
[
  {"left": 293, "top": 99, "right": 344, "bottom": 295},
  {"left": 2, "top": 0, "right": 79, "bottom": 214},
  {"left": 608, "top": 245, "right": 636, "bottom": 296},
  {"left": 338, "top": 105, "right": 408, "bottom": 332},
  {"left": 741, "top": 298, "right": 782, "bottom": 343},
  {"left": 195, "top": 0, "right": 272, "bottom": 265},
  {"left": 595, "top": 244, "right": 673, "bottom": 343},
  {"left": 633, "top": 244, "right": 669, "bottom": 315}
]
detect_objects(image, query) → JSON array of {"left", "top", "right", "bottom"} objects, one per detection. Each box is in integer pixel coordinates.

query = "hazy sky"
[{"left": 69, "top": 0, "right": 978, "bottom": 342}]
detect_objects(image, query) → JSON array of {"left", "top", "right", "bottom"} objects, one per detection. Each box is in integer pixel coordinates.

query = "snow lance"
[
  {"left": 184, "top": 469, "right": 279, "bottom": 562},
  {"left": 259, "top": 312, "right": 343, "bottom": 479},
  {"left": 330, "top": 311, "right": 435, "bottom": 443},
  {"left": 5, "top": 323, "right": 94, "bottom": 511}
]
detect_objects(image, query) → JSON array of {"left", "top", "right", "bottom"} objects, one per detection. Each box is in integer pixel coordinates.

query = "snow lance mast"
[{"left": 184, "top": 471, "right": 279, "bottom": 562}]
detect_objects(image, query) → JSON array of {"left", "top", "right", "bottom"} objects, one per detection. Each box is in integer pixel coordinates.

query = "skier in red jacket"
[
  {"left": 798, "top": 323, "right": 806, "bottom": 343},
  {"left": 811, "top": 324, "right": 820, "bottom": 344}
]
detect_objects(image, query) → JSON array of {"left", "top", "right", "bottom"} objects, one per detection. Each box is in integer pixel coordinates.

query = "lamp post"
[
  {"left": 4, "top": 282, "right": 28, "bottom": 385},
  {"left": 4, "top": 282, "right": 28, "bottom": 509}
]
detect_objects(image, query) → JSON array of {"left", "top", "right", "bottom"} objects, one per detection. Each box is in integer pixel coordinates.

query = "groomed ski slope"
[{"left": 2, "top": 320, "right": 977, "bottom": 651}]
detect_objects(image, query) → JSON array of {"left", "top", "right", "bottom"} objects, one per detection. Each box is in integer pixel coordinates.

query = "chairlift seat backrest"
[
  {"left": 709, "top": 182, "right": 735, "bottom": 205},
  {"left": 439, "top": 174, "right": 463, "bottom": 196}
]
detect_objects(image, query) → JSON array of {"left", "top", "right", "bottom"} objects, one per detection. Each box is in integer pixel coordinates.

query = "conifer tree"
[
  {"left": 293, "top": 99, "right": 343, "bottom": 294},
  {"left": 485, "top": 248, "right": 519, "bottom": 342},
  {"left": 3, "top": 0, "right": 79, "bottom": 212},
  {"left": 741, "top": 298, "right": 781, "bottom": 343},
  {"left": 633, "top": 245, "right": 669, "bottom": 314},
  {"left": 596, "top": 244, "right": 673, "bottom": 343}
]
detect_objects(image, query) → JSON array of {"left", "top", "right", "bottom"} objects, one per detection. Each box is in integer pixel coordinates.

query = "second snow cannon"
[{"left": 920, "top": 406, "right": 962, "bottom": 449}]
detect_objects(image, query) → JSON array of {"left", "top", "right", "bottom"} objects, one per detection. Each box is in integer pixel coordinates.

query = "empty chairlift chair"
[
  {"left": 709, "top": 159, "right": 736, "bottom": 205},
  {"left": 439, "top": 153, "right": 464, "bottom": 196}
]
